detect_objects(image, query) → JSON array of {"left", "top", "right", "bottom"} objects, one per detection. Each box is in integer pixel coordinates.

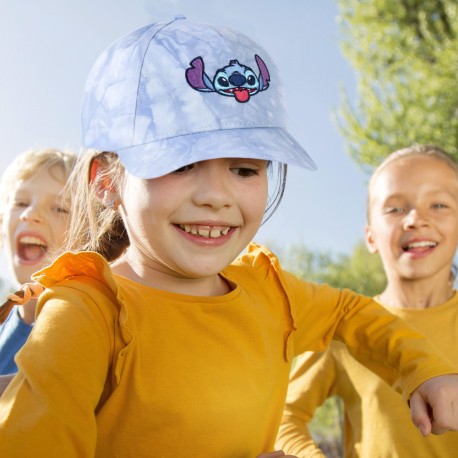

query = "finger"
[{"left": 410, "top": 390, "right": 432, "bottom": 437}]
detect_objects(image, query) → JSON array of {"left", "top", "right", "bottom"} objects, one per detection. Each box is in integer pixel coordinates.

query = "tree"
[
  {"left": 337, "top": 0, "right": 458, "bottom": 167},
  {"left": 277, "top": 240, "right": 386, "bottom": 296}
]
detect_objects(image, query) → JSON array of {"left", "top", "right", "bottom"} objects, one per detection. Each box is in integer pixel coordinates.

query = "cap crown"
[{"left": 82, "top": 17, "right": 285, "bottom": 152}]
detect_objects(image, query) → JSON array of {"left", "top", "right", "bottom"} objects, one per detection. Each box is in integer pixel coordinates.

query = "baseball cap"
[{"left": 81, "top": 16, "right": 316, "bottom": 179}]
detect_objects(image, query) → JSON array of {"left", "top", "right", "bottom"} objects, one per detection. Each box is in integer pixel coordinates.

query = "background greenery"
[{"left": 274, "top": 2, "right": 458, "bottom": 456}]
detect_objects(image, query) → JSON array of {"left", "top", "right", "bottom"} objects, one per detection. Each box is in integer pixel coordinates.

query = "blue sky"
[{"left": 0, "top": 0, "right": 369, "bottom": 284}]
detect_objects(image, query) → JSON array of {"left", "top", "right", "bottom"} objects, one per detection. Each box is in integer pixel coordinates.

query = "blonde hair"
[
  {"left": 367, "top": 144, "right": 458, "bottom": 222},
  {"left": 0, "top": 148, "right": 77, "bottom": 229},
  {"left": 61, "top": 150, "right": 128, "bottom": 262}
]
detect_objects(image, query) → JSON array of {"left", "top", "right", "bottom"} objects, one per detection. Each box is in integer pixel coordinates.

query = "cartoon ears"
[
  {"left": 90, "top": 157, "right": 121, "bottom": 211},
  {"left": 365, "top": 225, "right": 379, "bottom": 254}
]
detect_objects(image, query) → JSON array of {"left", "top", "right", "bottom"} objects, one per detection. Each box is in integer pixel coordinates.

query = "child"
[
  {"left": 0, "top": 148, "right": 76, "bottom": 375},
  {"left": 276, "top": 144, "right": 458, "bottom": 457},
  {"left": 1, "top": 18, "right": 458, "bottom": 457}
]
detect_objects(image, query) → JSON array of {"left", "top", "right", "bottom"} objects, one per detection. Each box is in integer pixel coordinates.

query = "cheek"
[{"left": 48, "top": 214, "right": 70, "bottom": 247}]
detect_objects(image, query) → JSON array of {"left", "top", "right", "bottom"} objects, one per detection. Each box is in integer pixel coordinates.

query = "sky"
[{"left": 0, "top": 0, "right": 369, "bottom": 285}]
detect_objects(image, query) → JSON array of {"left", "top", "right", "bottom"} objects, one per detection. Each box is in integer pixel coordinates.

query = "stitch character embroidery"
[{"left": 185, "top": 54, "right": 270, "bottom": 103}]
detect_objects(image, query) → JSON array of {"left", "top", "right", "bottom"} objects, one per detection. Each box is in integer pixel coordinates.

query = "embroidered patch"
[{"left": 185, "top": 54, "right": 270, "bottom": 103}]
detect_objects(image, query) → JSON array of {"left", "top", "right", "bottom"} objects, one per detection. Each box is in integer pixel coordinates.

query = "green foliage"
[
  {"left": 309, "top": 396, "right": 344, "bottom": 458},
  {"left": 337, "top": 0, "right": 458, "bottom": 167},
  {"left": 277, "top": 240, "right": 386, "bottom": 296}
]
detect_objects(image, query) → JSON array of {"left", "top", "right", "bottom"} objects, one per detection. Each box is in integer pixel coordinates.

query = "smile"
[
  {"left": 17, "top": 235, "right": 48, "bottom": 262},
  {"left": 178, "top": 224, "right": 231, "bottom": 238},
  {"left": 402, "top": 240, "right": 438, "bottom": 251}
]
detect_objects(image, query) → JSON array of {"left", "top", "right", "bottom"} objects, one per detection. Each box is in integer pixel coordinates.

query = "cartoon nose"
[{"left": 229, "top": 73, "right": 246, "bottom": 87}]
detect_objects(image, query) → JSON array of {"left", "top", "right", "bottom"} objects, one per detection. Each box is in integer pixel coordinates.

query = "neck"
[
  {"left": 111, "top": 255, "right": 231, "bottom": 297},
  {"left": 378, "top": 276, "right": 454, "bottom": 310}
]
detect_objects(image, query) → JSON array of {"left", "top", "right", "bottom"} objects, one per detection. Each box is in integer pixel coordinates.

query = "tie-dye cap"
[{"left": 81, "top": 16, "right": 316, "bottom": 179}]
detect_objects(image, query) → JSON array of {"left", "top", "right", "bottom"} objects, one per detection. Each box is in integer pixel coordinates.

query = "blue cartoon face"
[
  {"left": 185, "top": 54, "right": 270, "bottom": 103},
  {"left": 213, "top": 60, "right": 260, "bottom": 103}
]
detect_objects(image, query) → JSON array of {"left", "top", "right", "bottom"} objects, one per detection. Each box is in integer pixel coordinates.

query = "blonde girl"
[{"left": 1, "top": 19, "right": 458, "bottom": 458}]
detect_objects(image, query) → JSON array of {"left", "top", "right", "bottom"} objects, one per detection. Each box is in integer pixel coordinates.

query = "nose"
[
  {"left": 228, "top": 73, "right": 246, "bottom": 87},
  {"left": 403, "top": 208, "right": 428, "bottom": 231},
  {"left": 20, "top": 204, "right": 44, "bottom": 224},
  {"left": 192, "top": 163, "right": 233, "bottom": 210}
]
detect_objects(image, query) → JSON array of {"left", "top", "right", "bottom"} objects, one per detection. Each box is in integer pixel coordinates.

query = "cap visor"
[{"left": 117, "top": 127, "right": 316, "bottom": 179}]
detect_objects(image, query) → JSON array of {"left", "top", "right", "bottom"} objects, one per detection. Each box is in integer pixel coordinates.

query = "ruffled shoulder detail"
[
  {"left": 32, "top": 251, "right": 118, "bottom": 295},
  {"left": 228, "top": 242, "right": 297, "bottom": 362}
]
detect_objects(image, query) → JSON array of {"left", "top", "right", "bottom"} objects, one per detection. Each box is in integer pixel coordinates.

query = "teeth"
[
  {"left": 19, "top": 236, "right": 47, "bottom": 247},
  {"left": 179, "top": 225, "right": 231, "bottom": 238},
  {"left": 404, "top": 241, "right": 437, "bottom": 249}
]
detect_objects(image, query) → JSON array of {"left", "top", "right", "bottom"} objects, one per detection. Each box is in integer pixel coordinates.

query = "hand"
[
  {"left": 410, "top": 374, "right": 458, "bottom": 436},
  {"left": 256, "top": 451, "right": 298, "bottom": 458}
]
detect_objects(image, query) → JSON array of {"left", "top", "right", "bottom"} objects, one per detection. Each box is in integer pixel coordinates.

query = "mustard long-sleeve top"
[
  {"left": 276, "top": 293, "right": 458, "bottom": 458},
  {"left": 0, "top": 243, "right": 456, "bottom": 457}
]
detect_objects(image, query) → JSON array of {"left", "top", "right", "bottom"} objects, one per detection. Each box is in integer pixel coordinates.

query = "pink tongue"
[
  {"left": 22, "top": 244, "right": 46, "bottom": 262},
  {"left": 234, "top": 88, "right": 249, "bottom": 102}
]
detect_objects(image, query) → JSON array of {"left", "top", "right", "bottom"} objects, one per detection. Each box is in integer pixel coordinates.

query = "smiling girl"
[
  {"left": 1, "top": 19, "right": 458, "bottom": 458},
  {"left": 276, "top": 144, "right": 458, "bottom": 457},
  {"left": 0, "top": 148, "right": 76, "bottom": 375}
]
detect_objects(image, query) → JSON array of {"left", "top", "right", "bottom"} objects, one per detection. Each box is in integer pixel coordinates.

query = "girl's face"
[
  {"left": 2, "top": 165, "right": 70, "bottom": 285},
  {"left": 366, "top": 155, "right": 458, "bottom": 284},
  {"left": 117, "top": 158, "right": 268, "bottom": 293}
]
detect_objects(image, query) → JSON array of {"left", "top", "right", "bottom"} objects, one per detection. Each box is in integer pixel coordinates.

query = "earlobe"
[
  {"left": 102, "top": 190, "right": 120, "bottom": 211},
  {"left": 365, "top": 225, "right": 378, "bottom": 254}
]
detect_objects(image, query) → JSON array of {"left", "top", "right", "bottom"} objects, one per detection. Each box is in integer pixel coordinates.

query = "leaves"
[{"left": 337, "top": 0, "right": 458, "bottom": 166}]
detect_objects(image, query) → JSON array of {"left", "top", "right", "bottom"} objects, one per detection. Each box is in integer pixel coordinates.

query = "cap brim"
[{"left": 116, "top": 127, "right": 316, "bottom": 179}]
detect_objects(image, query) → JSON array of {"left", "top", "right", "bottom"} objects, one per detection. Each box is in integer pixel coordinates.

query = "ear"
[
  {"left": 365, "top": 224, "right": 379, "bottom": 254},
  {"left": 89, "top": 157, "right": 120, "bottom": 209}
]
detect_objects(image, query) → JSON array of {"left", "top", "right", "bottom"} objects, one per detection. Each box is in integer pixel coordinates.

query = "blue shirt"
[{"left": 0, "top": 306, "right": 33, "bottom": 374}]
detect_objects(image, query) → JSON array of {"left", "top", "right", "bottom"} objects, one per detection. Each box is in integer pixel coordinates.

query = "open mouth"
[
  {"left": 402, "top": 240, "right": 438, "bottom": 252},
  {"left": 178, "top": 224, "right": 232, "bottom": 239},
  {"left": 16, "top": 235, "right": 48, "bottom": 263}
]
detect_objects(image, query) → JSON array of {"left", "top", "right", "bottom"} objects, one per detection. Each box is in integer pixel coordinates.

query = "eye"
[
  {"left": 432, "top": 202, "right": 448, "bottom": 209},
  {"left": 12, "top": 200, "right": 29, "bottom": 209},
  {"left": 217, "top": 76, "right": 229, "bottom": 87},
  {"left": 384, "top": 207, "right": 405, "bottom": 214},
  {"left": 244, "top": 70, "right": 258, "bottom": 87},
  {"left": 231, "top": 167, "right": 259, "bottom": 178},
  {"left": 53, "top": 206, "right": 70, "bottom": 215},
  {"left": 171, "top": 163, "right": 195, "bottom": 174}
]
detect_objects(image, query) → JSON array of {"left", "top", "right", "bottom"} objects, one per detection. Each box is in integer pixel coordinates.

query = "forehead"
[
  {"left": 13, "top": 165, "right": 66, "bottom": 193},
  {"left": 373, "top": 156, "right": 458, "bottom": 191}
]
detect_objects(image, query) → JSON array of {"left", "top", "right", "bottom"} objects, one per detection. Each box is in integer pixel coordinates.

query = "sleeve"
[
  {"left": 0, "top": 307, "right": 33, "bottom": 375},
  {"left": 0, "top": 285, "right": 115, "bottom": 458},
  {"left": 275, "top": 350, "right": 336, "bottom": 458},
  {"left": 282, "top": 271, "right": 458, "bottom": 397}
]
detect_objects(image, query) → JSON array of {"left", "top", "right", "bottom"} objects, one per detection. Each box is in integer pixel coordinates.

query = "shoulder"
[
  {"left": 227, "top": 242, "right": 282, "bottom": 275},
  {"left": 32, "top": 251, "right": 118, "bottom": 295}
]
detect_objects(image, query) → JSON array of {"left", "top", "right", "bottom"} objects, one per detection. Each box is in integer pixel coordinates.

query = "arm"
[
  {"left": 0, "top": 285, "right": 114, "bottom": 457},
  {"left": 275, "top": 350, "right": 336, "bottom": 458},
  {"left": 282, "top": 274, "right": 458, "bottom": 432},
  {"left": 0, "top": 307, "right": 34, "bottom": 375}
]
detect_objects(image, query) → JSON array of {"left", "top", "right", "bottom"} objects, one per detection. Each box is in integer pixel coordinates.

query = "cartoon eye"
[
  {"left": 216, "top": 75, "right": 229, "bottom": 88},
  {"left": 246, "top": 72, "right": 257, "bottom": 87}
]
